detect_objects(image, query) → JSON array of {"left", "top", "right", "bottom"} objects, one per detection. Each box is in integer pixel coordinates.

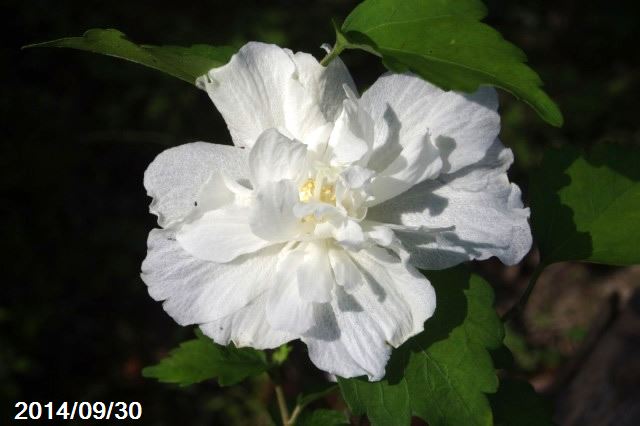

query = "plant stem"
[
  {"left": 287, "top": 405, "right": 302, "bottom": 426},
  {"left": 320, "top": 19, "right": 348, "bottom": 67},
  {"left": 502, "top": 263, "right": 547, "bottom": 322},
  {"left": 275, "top": 385, "right": 290, "bottom": 426},
  {"left": 320, "top": 45, "right": 344, "bottom": 67}
]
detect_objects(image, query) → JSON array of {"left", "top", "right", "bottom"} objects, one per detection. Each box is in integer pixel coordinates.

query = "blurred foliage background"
[{"left": 1, "top": 0, "right": 638, "bottom": 424}]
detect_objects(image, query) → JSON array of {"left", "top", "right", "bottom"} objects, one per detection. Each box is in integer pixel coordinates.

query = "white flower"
[{"left": 141, "top": 42, "right": 532, "bottom": 380}]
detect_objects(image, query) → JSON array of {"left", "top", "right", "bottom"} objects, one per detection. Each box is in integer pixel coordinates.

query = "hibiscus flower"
[{"left": 141, "top": 42, "right": 531, "bottom": 380}]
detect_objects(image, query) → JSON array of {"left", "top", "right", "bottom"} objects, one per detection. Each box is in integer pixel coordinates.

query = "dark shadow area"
[
  {"left": 529, "top": 146, "right": 593, "bottom": 263},
  {"left": 584, "top": 143, "right": 640, "bottom": 182}
]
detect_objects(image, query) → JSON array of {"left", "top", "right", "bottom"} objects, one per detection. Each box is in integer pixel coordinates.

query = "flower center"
[
  {"left": 298, "top": 179, "right": 315, "bottom": 202},
  {"left": 298, "top": 178, "right": 336, "bottom": 204}
]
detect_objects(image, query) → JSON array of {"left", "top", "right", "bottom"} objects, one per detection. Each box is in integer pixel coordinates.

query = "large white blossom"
[{"left": 141, "top": 42, "right": 532, "bottom": 380}]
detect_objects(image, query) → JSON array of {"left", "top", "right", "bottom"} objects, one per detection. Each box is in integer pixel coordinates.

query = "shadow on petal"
[
  {"left": 305, "top": 302, "right": 341, "bottom": 341},
  {"left": 396, "top": 229, "right": 504, "bottom": 270},
  {"left": 336, "top": 286, "right": 364, "bottom": 313},
  {"left": 368, "top": 106, "right": 403, "bottom": 172},
  {"left": 434, "top": 135, "right": 456, "bottom": 174}
]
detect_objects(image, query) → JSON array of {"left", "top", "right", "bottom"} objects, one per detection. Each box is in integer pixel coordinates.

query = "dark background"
[{"left": 2, "top": 0, "right": 638, "bottom": 424}]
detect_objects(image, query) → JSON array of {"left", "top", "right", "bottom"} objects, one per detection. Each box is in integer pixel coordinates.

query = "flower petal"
[
  {"left": 350, "top": 247, "right": 436, "bottom": 347},
  {"left": 327, "top": 90, "right": 374, "bottom": 165},
  {"left": 303, "top": 299, "right": 391, "bottom": 381},
  {"left": 369, "top": 139, "right": 532, "bottom": 269},
  {"left": 141, "top": 228, "right": 283, "bottom": 325},
  {"left": 303, "top": 247, "right": 436, "bottom": 380},
  {"left": 144, "top": 142, "right": 248, "bottom": 227},
  {"left": 328, "top": 248, "right": 363, "bottom": 293},
  {"left": 177, "top": 206, "right": 272, "bottom": 263},
  {"left": 266, "top": 248, "right": 316, "bottom": 334},
  {"left": 199, "top": 292, "right": 295, "bottom": 349},
  {"left": 362, "top": 73, "right": 499, "bottom": 175},
  {"left": 287, "top": 50, "right": 357, "bottom": 123},
  {"left": 198, "top": 42, "right": 327, "bottom": 147},
  {"left": 367, "top": 132, "right": 442, "bottom": 206},
  {"left": 250, "top": 180, "right": 303, "bottom": 242},
  {"left": 332, "top": 218, "right": 366, "bottom": 249},
  {"left": 340, "top": 165, "right": 376, "bottom": 189},
  {"left": 249, "top": 129, "right": 307, "bottom": 185},
  {"left": 297, "top": 242, "right": 334, "bottom": 303}
]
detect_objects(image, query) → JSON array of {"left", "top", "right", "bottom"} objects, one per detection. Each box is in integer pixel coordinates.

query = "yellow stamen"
[
  {"left": 320, "top": 184, "right": 336, "bottom": 203},
  {"left": 299, "top": 178, "right": 336, "bottom": 205},
  {"left": 301, "top": 214, "right": 316, "bottom": 223},
  {"left": 299, "top": 179, "right": 315, "bottom": 202}
]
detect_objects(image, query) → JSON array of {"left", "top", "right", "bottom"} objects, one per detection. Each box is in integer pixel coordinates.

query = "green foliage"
[
  {"left": 24, "top": 29, "right": 234, "bottom": 84},
  {"left": 331, "top": 0, "right": 563, "bottom": 126},
  {"left": 142, "top": 330, "right": 269, "bottom": 386},
  {"left": 297, "top": 385, "right": 339, "bottom": 408},
  {"left": 489, "top": 379, "right": 554, "bottom": 426},
  {"left": 271, "top": 343, "right": 292, "bottom": 366},
  {"left": 339, "top": 375, "right": 411, "bottom": 426},
  {"left": 530, "top": 144, "right": 640, "bottom": 265},
  {"left": 338, "top": 267, "right": 504, "bottom": 426},
  {"left": 296, "top": 409, "right": 349, "bottom": 426}
]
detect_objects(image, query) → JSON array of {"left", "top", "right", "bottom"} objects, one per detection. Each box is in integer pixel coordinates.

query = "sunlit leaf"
[
  {"left": 332, "top": 0, "right": 563, "bottom": 126},
  {"left": 24, "top": 28, "right": 234, "bottom": 84},
  {"left": 142, "top": 330, "right": 268, "bottom": 386},
  {"left": 530, "top": 144, "right": 640, "bottom": 265},
  {"left": 338, "top": 267, "right": 504, "bottom": 426},
  {"left": 271, "top": 343, "right": 292, "bottom": 366}
]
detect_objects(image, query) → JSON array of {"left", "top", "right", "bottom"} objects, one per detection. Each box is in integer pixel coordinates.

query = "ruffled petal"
[
  {"left": 144, "top": 142, "right": 248, "bottom": 228},
  {"left": 287, "top": 50, "right": 357, "bottom": 123},
  {"left": 303, "top": 299, "right": 391, "bottom": 381},
  {"left": 197, "top": 42, "right": 327, "bottom": 147},
  {"left": 200, "top": 292, "right": 295, "bottom": 349},
  {"left": 369, "top": 139, "right": 532, "bottom": 269},
  {"left": 328, "top": 247, "right": 363, "bottom": 293},
  {"left": 362, "top": 73, "right": 499, "bottom": 175},
  {"left": 141, "top": 228, "right": 283, "bottom": 326},
  {"left": 177, "top": 206, "right": 272, "bottom": 263},
  {"left": 303, "top": 247, "right": 435, "bottom": 380},
  {"left": 250, "top": 180, "right": 303, "bottom": 242},
  {"left": 266, "top": 248, "right": 316, "bottom": 334},
  {"left": 297, "top": 242, "right": 334, "bottom": 303},
  {"left": 327, "top": 89, "right": 374, "bottom": 165},
  {"left": 367, "top": 132, "right": 442, "bottom": 206},
  {"left": 189, "top": 172, "right": 235, "bottom": 215},
  {"left": 340, "top": 165, "right": 375, "bottom": 189},
  {"left": 331, "top": 218, "right": 366, "bottom": 249},
  {"left": 249, "top": 129, "right": 308, "bottom": 185}
]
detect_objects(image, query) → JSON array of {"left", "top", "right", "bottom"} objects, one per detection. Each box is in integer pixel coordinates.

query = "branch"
[
  {"left": 275, "top": 385, "right": 290, "bottom": 425},
  {"left": 502, "top": 263, "right": 547, "bottom": 322}
]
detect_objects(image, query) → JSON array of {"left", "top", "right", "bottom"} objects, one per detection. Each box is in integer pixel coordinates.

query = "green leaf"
[
  {"left": 271, "top": 343, "right": 292, "bottom": 366},
  {"left": 334, "top": 0, "right": 562, "bottom": 126},
  {"left": 530, "top": 144, "right": 640, "bottom": 265},
  {"left": 338, "top": 267, "right": 504, "bottom": 426},
  {"left": 489, "top": 379, "right": 554, "bottom": 426},
  {"left": 142, "top": 330, "right": 269, "bottom": 386},
  {"left": 339, "top": 373, "right": 411, "bottom": 426},
  {"left": 297, "top": 385, "right": 339, "bottom": 408},
  {"left": 296, "top": 409, "right": 349, "bottom": 426},
  {"left": 24, "top": 28, "right": 234, "bottom": 84}
]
